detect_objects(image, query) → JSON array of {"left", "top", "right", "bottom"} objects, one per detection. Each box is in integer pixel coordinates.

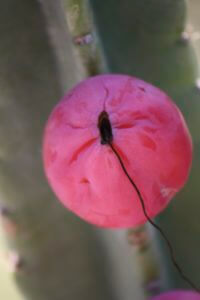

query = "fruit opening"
[{"left": 98, "top": 111, "right": 113, "bottom": 145}]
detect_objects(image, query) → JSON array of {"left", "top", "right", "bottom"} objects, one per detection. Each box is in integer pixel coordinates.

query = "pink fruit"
[
  {"left": 42, "top": 74, "right": 192, "bottom": 228},
  {"left": 150, "top": 290, "right": 200, "bottom": 300}
]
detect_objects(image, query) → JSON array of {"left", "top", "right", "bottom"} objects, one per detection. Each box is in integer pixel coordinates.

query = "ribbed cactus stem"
[
  {"left": 63, "top": 0, "right": 107, "bottom": 77},
  {"left": 63, "top": 1, "right": 162, "bottom": 298},
  {"left": 89, "top": 0, "right": 199, "bottom": 294},
  {"left": 127, "top": 225, "right": 161, "bottom": 297},
  {"left": 0, "top": 1, "right": 114, "bottom": 300}
]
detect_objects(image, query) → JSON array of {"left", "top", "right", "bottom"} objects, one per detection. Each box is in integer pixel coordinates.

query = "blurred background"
[{"left": 0, "top": 1, "right": 199, "bottom": 299}]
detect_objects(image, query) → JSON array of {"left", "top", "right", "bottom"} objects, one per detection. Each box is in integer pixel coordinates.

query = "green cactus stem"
[
  {"left": 63, "top": 0, "right": 106, "bottom": 77},
  {"left": 0, "top": 1, "right": 114, "bottom": 299},
  {"left": 89, "top": 0, "right": 200, "bottom": 293},
  {"left": 0, "top": 0, "right": 199, "bottom": 299},
  {"left": 63, "top": 0, "right": 163, "bottom": 298}
]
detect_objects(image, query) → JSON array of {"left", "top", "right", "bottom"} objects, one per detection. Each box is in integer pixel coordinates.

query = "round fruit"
[{"left": 43, "top": 74, "right": 192, "bottom": 228}]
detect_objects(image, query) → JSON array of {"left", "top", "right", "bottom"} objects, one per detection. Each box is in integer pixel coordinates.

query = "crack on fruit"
[
  {"left": 69, "top": 138, "right": 97, "bottom": 164},
  {"left": 65, "top": 123, "right": 86, "bottom": 129},
  {"left": 139, "top": 86, "right": 146, "bottom": 92},
  {"left": 115, "top": 123, "right": 134, "bottom": 129},
  {"left": 113, "top": 110, "right": 153, "bottom": 129},
  {"left": 131, "top": 111, "right": 150, "bottom": 121},
  {"left": 148, "top": 107, "right": 167, "bottom": 124},
  {"left": 80, "top": 178, "right": 90, "bottom": 184},
  {"left": 138, "top": 132, "right": 157, "bottom": 151},
  {"left": 52, "top": 107, "right": 88, "bottom": 130}
]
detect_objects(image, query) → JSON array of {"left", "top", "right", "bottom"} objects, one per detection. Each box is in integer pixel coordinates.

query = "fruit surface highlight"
[{"left": 43, "top": 74, "right": 192, "bottom": 228}]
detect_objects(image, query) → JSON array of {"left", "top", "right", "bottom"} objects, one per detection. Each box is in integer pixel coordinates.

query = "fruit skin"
[
  {"left": 150, "top": 290, "right": 200, "bottom": 300},
  {"left": 43, "top": 74, "right": 192, "bottom": 228}
]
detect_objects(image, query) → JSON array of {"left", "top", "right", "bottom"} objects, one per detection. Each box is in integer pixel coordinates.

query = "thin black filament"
[{"left": 108, "top": 142, "right": 200, "bottom": 293}]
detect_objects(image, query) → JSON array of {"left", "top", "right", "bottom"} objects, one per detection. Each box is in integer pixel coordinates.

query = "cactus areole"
[
  {"left": 43, "top": 74, "right": 192, "bottom": 228},
  {"left": 150, "top": 290, "right": 200, "bottom": 300}
]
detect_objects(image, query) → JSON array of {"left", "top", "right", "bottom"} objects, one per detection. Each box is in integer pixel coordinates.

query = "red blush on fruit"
[{"left": 43, "top": 74, "right": 192, "bottom": 228}]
